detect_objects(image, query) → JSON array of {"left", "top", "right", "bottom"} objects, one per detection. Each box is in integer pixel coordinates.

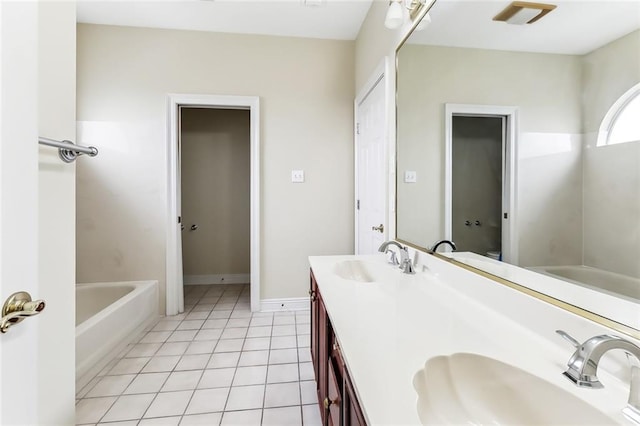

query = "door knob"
[
  {"left": 372, "top": 224, "right": 384, "bottom": 233},
  {"left": 190, "top": 224, "right": 198, "bottom": 231},
  {"left": 0, "top": 291, "right": 45, "bottom": 334}
]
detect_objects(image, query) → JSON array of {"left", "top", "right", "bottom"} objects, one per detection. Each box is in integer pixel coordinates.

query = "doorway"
[
  {"left": 167, "top": 95, "right": 260, "bottom": 315},
  {"left": 444, "top": 104, "right": 518, "bottom": 263},
  {"left": 452, "top": 115, "right": 503, "bottom": 257},
  {"left": 180, "top": 108, "right": 250, "bottom": 291}
]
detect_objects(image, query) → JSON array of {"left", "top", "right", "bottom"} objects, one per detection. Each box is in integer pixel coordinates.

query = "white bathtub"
[
  {"left": 530, "top": 265, "right": 640, "bottom": 302},
  {"left": 76, "top": 281, "right": 159, "bottom": 390}
]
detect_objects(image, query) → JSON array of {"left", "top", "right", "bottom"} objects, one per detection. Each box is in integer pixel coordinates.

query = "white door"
[
  {"left": 0, "top": 2, "right": 40, "bottom": 423},
  {"left": 356, "top": 76, "right": 387, "bottom": 254}
]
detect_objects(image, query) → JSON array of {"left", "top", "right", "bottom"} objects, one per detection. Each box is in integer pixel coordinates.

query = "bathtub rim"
[
  {"left": 529, "top": 265, "right": 640, "bottom": 303},
  {"left": 76, "top": 280, "right": 156, "bottom": 335}
]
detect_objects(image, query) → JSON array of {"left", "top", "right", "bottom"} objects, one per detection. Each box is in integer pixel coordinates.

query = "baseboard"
[
  {"left": 260, "top": 297, "right": 309, "bottom": 312},
  {"left": 183, "top": 274, "right": 250, "bottom": 285}
]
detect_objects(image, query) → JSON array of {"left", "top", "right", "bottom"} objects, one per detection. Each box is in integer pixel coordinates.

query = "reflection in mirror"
[{"left": 395, "top": 1, "right": 640, "bottom": 329}]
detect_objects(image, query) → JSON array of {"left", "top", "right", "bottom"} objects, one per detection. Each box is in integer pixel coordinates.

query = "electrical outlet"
[
  {"left": 291, "top": 170, "right": 305, "bottom": 183},
  {"left": 404, "top": 171, "right": 417, "bottom": 183}
]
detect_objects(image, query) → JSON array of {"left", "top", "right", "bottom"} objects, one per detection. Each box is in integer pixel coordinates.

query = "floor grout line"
[{"left": 78, "top": 283, "right": 315, "bottom": 425}]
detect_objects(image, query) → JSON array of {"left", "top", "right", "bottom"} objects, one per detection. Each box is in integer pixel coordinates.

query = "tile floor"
[{"left": 76, "top": 284, "right": 322, "bottom": 426}]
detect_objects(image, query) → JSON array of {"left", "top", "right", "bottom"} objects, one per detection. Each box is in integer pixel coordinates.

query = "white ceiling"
[
  {"left": 76, "top": 0, "right": 374, "bottom": 41},
  {"left": 408, "top": 0, "right": 640, "bottom": 55}
]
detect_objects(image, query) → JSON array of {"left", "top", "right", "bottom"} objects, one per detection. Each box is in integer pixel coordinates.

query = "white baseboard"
[
  {"left": 183, "top": 274, "right": 250, "bottom": 285},
  {"left": 260, "top": 297, "right": 309, "bottom": 312}
]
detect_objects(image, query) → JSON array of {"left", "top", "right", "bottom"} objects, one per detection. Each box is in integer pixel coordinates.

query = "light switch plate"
[
  {"left": 404, "top": 171, "right": 417, "bottom": 183},
  {"left": 291, "top": 170, "right": 305, "bottom": 183}
]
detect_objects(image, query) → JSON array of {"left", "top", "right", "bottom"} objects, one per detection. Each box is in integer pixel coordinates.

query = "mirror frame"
[{"left": 393, "top": 0, "right": 640, "bottom": 340}]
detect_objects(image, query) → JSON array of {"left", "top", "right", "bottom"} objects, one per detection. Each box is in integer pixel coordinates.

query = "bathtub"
[
  {"left": 76, "top": 281, "right": 159, "bottom": 390},
  {"left": 529, "top": 265, "right": 640, "bottom": 302}
]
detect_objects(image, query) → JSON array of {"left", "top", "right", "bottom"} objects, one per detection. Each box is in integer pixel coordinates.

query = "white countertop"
[{"left": 309, "top": 253, "right": 636, "bottom": 425}]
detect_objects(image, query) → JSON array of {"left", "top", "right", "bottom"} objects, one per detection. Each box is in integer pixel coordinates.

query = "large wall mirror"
[{"left": 396, "top": 0, "right": 640, "bottom": 331}]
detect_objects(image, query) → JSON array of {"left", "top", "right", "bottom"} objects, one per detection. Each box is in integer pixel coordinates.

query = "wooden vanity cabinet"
[
  {"left": 310, "top": 270, "right": 368, "bottom": 426},
  {"left": 343, "top": 369, "right": 367, "bottom": 426}
]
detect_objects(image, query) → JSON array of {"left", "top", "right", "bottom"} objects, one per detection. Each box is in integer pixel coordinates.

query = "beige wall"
[
  {"left": 395, "top": 44, "right": 583, "bottom": 264},
  {"left": 181, "top": 108, "right": 250, "bottom": 278},
  {"left": 581, "top": 30, "right": 640, "bottom": 134},
  {"left": 76, "top": 25, "right": 355, "bottom": 310},
  {"left": 355, "top": 1, "right": 403, "bottom": 91},
  {"left": 582, "top": 30, "right": 640, "bottom": 278},
  {"left": 354, "top": 1, "right": 437, "bottom": 90},
  {"left": 38, "top": 2, "right": 76, "bottom": 423}
]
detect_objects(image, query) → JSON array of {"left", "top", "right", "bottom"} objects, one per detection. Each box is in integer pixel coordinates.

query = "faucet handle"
[
  {"left": 385, "top": 249, "right": 400, "bottom": 266},
  {"left": 399, "top": 248, "right": 416, "bottom": 274},
  {"left": 400, "top": 257, "right": 416, "bottom": 274},
  {"left": 556, "top": 330, "right": 580, "bottom": 349}
]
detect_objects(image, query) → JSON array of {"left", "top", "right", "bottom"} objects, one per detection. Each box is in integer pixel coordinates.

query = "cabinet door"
[
  {"left": 327, "top": 359, "right": 342, "bottom": 426},
  {"left": 310, "top": 271, "right": 319, "bottom": 382},
  {"left": 318, "top": 292, "right": 329, "bottom": 424},
  {"left": 344, "top": 369, "right": 367, "bottom": 426}
]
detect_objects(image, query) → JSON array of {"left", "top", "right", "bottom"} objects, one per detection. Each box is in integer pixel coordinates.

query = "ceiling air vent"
[{"left": 493, "top": 1, "right": 557, "bottom": 25}]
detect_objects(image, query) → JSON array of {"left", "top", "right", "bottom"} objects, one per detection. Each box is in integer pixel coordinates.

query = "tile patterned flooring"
[{"left": 76, "top": 284, "right": 322, "bottom": 426}]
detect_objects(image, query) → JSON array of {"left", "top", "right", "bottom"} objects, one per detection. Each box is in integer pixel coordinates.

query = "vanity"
[
  {"left": 310, "top": 268, "right": 366, "bottom": 426},
  {"left": 309, "top": 252, "right": 639, "bottom": 425}
]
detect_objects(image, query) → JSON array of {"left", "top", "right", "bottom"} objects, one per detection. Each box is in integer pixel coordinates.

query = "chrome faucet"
[
  {"left": 378, "top": 241, "right": 415, "bottom": 274},
  {"left": 557, "top": 330, "right": 640, "bottom": 423},
  {"left": 379, "top": 240, "right": 402, "bottom": 266},
  {"left": 431, "top": 239, "right": 457, "bottom": 253}
]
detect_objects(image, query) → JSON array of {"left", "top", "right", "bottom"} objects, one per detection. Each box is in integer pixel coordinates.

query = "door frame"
[
  {"left": 444, "top": 103, "right": 519, "bottom": 263},
  {"left": 166, "top": 94, "right": 260, "bottom": 315},
  {"left": 354, "top": 57, "right": 391, "bottom": 254}
]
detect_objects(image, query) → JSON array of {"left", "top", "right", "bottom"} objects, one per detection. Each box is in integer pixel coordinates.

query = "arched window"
[{"left": 597, "top": 82, "right": 640, "bottom": 147}]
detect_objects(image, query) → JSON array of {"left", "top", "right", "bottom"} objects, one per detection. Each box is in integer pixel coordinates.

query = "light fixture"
[
  {"left": 384, "top": 1, "right": 404, "bottom": 29},
  {"left": 493, "top": 1, "right": 557, "bottom": 25},
  {"left": 384, "top": 0, "right": 426, "bottom": 30}
]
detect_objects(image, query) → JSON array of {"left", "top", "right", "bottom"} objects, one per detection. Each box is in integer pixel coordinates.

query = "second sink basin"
[
  {"left": 413, "top": 353, "right": 614, "bottom": 425},
  {"left": 333, "top": 260, "right": 397, "bottom": 283}
]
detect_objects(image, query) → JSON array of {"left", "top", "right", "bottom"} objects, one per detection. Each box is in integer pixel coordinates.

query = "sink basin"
[
  {"left": 333, "top": 260, "right": 396, "bottom": 283},
  {"left": 413, "top": 353, "right": 614, "bottom": 425}
]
